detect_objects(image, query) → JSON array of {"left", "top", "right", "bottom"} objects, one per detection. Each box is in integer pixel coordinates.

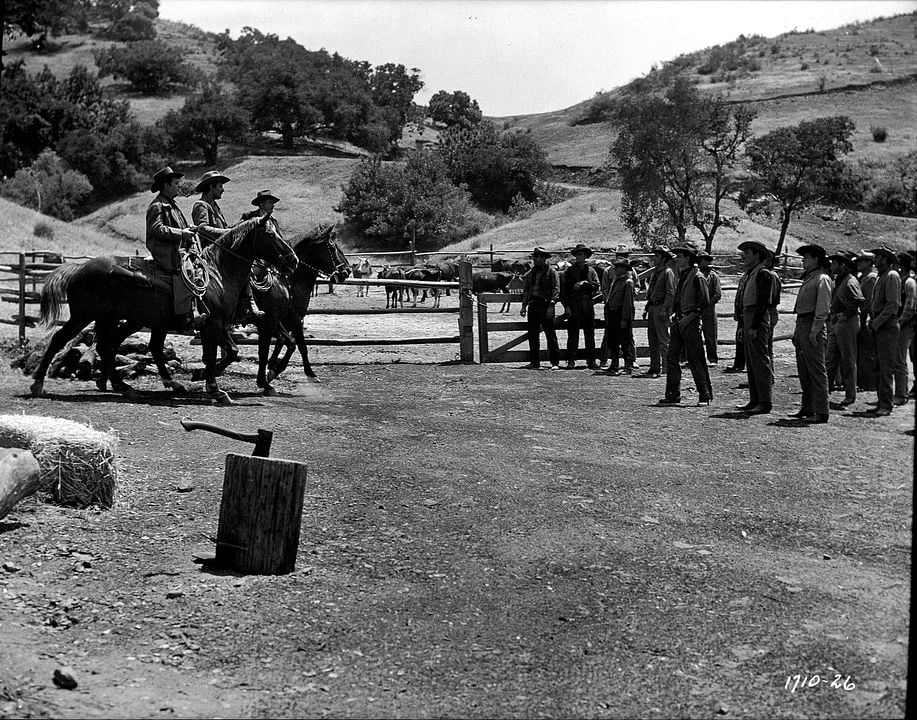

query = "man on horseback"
[
  {"left": 192, "top": 171, "right": 264, "bottom": 324},
  {"left": 146, "top": 166, "right": 207, "bottom": 331}
]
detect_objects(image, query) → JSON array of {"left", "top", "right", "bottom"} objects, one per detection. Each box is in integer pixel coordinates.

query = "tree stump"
[
  {"left": 0, "top": 448, "right": 41, "bottom": 520},
  {"left": 215, "top": 453, "right": 308, "bottom": 575}
]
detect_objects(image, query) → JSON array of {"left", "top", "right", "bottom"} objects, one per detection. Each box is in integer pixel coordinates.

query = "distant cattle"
[
  {"left": 351, "top": 257, "right": 373, "bottom": 297},
  {"left": 499, "top": 272, "right": 526, "bottom": 313},
  {"left": 491, "top": 258, "right": 532, "bottom": 275},
  {"left": 379, "top": 265, "right": 405, "bottom": 309},
  {"left": 404, "top": 266, "right": 443, "bottom": 306},
  {"left": 472, "top": 270, "right": 516, "bottom": 294}
]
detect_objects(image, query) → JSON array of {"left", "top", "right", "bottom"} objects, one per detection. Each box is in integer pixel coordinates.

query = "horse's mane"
[{"left": 293, "top": 223, "right": 333, "bottom": 253}]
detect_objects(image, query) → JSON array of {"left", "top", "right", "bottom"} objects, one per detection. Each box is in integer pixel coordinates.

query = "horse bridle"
[
  {"left": 210, "top": 217, "right": 298, "bottom": 276},
  {"left": 293, "top": 231, "right": 349, "bottom": 280}
]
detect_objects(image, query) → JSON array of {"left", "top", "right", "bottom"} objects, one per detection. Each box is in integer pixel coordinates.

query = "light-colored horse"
[{"left": 351, "top": 257, "right": 373, "bottom": 297}]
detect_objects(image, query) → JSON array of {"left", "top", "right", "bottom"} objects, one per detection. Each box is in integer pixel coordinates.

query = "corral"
[{"left": 0, "top": 279, "right": 911, "bottom": 719}]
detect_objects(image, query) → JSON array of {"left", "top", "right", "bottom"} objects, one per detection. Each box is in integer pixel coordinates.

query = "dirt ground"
[{"left": 0, "top": 282, "right": 912, "bottom": 719}]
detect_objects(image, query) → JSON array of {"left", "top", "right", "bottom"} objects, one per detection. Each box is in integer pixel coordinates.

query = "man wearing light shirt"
[
  {"left": 867, "top": 247, "right": 901, "bottom": 417},
  {"left": 855, "top": 251, "right": 878, "bottom": 391},
  {"left": 893, "top": 251, "right": 915, "bottom": 406},
  {"left": 825, "top": 251, "right": 864, "bottom": 407},
  {"left": 789, "top": 244, "right": 834, "bottom": 423}
]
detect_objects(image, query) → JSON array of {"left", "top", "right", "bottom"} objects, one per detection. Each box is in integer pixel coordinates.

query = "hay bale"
[{"left": 0, "top": 415, "right": 119, "bottom": 509}]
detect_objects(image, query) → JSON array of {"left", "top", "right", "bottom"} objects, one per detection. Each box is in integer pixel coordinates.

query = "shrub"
[
  {"left": 0, "top": 150, "right": 93, "bottom": 221},
  {"left": 94, "top": 40, "right": 198, "bottom": 94},
  {"left": 33, "top": 221, "right": 54, "bottom": 240},
  {"left": 871, "top": 126, "right": 888, "bottom": 143},
  {"left": 800, "top": 62, "right": 810, "bottom": 71},
  {"left": 868, "top": 44, "right": 881, "bottom": 56}
]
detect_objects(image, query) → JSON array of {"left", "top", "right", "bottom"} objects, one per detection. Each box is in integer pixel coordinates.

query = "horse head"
[
  {"left": 293, "top": 224, "right": 351, "bottom": 281},
  {"left": 257, "top": 215, "right": 298, "bottom": 275}
]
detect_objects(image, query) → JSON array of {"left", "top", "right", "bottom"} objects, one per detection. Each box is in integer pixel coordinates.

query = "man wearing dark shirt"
[
  {"left": 735, "top": 240, "right": 775, "bottom": 414},
  {"left": 520, "top": 247, "right": 561, "bottom": 370},
  {"left": 560, "top": 243, "right": 600, "bottom": 369}
]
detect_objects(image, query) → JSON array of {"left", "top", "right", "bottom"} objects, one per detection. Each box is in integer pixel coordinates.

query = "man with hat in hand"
[
  {"left": 735, "top": 240, "right": 775, "bottom": 414},
  {"left": 855, "top": 250, "right": 878, "bottom": 391},
  {"left": 789, "top": 244, "right": 834, "bottom": 423},
  {"left": 825, "top": 250, "right": 864, "bottom": 407},
  {"left": 696, "top": 250, "right": 722, "bottom": 366},
  {"left": 866, "top": 246, "right": 901, "bottom": 416},
  {"left": 598, "top": 257, "right": 636, "bottom": 375},
  {"left": 145, "top": 166, "right": 206, "bottom": 330},
  {"left": 893, "top": 250, "right": 915, "bottom": 405},
  {"left": 658, "top": 245, "right": 713, "bottom": 406},
  {"left": 639, "top": 246, "right": 676, "bottom": 378},
  {"left": 560, "top": 243, "right": 600, "bottom": 369},
  {"left": 520, "top": 247, "right": 561, "bottom": 370}
]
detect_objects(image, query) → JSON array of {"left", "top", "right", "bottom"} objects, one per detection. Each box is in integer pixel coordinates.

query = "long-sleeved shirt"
[
  {"left": 900, "top": 272, "right": 916, "bottom": 324},
  {"left": 521, "top": 265, "right": 560, "bottom": 306},
  {"left": 560, "top": 262, "right": 599, "bottom": 306},
  {"left": 191, "top": 198, "right": 229, "bottom": 246},
  {"left": 794, "top": 267, "right": 833, "bottom": 334},
  {"left": 829, "top": 270, "right": 864, "bottom": 321},
  {"left": 858, "top": 270, "right": 878, "bottom": 322},
  {"left": 646, "top": 264, "right": 676, "bottom": 313},
  {"left": 737, "top": 262, "right": 774, "bottom": 330},
  {"left": 602, "top": 269, "right": 635, "bottom": 316},
  {"left": 870, "top": 269, "right": 901, "bottom": 331},
  {"left": 700, "top": 267, "right": 722, "bottom": 305},
  {"left": 672, "top": 265, "right": 709, "bottom": 317},
  {"left": 145, "top": 194, "right": 189, "bottom": 272}
]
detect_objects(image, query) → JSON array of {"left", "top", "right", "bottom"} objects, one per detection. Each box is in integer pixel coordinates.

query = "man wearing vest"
[
  {"left": 893, "top": 251, "right": 915, "bottom": 406},
  {"left": 640, "top": 246, "right": 676, "bottom": 378},
  {"left": 735, "top": 240, "right": 774, "bottom": 414},
  {"left": 867, "top": 246, "right": 901, "bottom": 416},
  {"left": 598, "top": 258, "right": 636, "bottom": 375},
  {"left": 560, "top": 243, "right": 600, "bottom": 369},
  {"left": 825, "top": 250, "right": 864, "bottom": 408},
  {"left": 520, "top": 246, "right": 561, "bottom": 370},
  {"left": 855, "top": 251, "right": 878, "bottom": 391},
  {"left": 658, "top": 245, "right": 713, "bottom": 406},
  {"left": 145, "top": 166, "right": 206, "bottom": 330},
  {"left": 696, "top": 250, "right": 722, "bottom": 366},
  {"left": 789, "top": 244, "right": 834, "bottom": 423}
]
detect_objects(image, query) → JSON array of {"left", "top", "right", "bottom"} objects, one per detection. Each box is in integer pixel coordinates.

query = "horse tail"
[{"left": 38, "top": 262, "right": 81, "bottom": 330}]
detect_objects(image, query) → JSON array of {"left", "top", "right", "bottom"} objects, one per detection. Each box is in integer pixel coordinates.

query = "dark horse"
[
  {"left": 246, "top": 223, "right": 351, "bottom": 395},
  {"left": 30, "top": 215, "right": 298, "bottom": 405}
]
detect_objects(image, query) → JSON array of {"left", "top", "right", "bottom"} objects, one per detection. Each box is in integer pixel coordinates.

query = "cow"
[
  {"left": 499, "top": 272, "right": 526, "bottom": 313},
  {"left": 424, "top": 258, "right": 460, "bottom": 299},
  {"left": 404, "top": 265, "right": 443, "bottom": 307},
  {"left": 351, "top": 257, "right": 372, "bottom": 297},
  {"left": 491, "top": 258, "right": 532, "bottom": 275},
  {"left": 379, "top": 265, "right": 405, "bottom": 309},
  {"left": 472, "top": 270, "right": 516, "bottom": 294}
]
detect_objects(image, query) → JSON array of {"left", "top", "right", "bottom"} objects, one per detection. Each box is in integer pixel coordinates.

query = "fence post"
[
  {"left": 17, "top": 253, "right": 26, "bottom": 344},
  {"left": 458, "top": 261, "right": 474, "bottom": 363},
  {"left": 489, "top": 243, "right": 494, "bottom": 269}
]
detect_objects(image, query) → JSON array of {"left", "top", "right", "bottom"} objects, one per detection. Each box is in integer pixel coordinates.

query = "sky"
[{"left": 159, "top": 0, "right": 916, "bottom": 116}]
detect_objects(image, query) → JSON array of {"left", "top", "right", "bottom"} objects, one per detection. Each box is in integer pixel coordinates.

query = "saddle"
[{"left": 110, "top": 257, "right": 195, "bottom": 315}]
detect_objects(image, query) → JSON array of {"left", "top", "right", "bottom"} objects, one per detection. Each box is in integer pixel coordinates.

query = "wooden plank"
[
  {"left": 340, "top": 278, "right": 459, "bottom": 288},
  {"left": 307, "top": 307, "right": 456, "bottom": 315},
  {"left": 233, "top": 335, "right": 460, "bottom": 346}
]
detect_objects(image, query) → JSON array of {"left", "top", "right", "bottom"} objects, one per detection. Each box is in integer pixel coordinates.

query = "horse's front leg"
[
  {"left": 256, "top": 319, "right": 279, "bottom": 394},
  {"left": 148, "top": 327, "right": 190, "bottom": 395},
  {"left": 201, "top": 325, "right": 232, "bottom": 405},
  {"left": 290, "top": 321, "right": 319, "bottom": 382},
  {"left": 95, "top": 319, "right": 140, "bottom": 398},
  {"left": 212, "top": 327, "right": 239, "bottom": 376}
]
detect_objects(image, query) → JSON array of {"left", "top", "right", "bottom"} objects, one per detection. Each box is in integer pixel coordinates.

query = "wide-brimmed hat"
[
  {"left": 651, "top": 245, "right": 673, "bottom": 259},
  {"left": 855, "top": 251, "right": 875, "bottom": 263},
  {"left": 151, "top": 166, "right": 183, "bottom": 193},
  {"left": 737, "top": 240, "right": 771, "bottom": 258},
  {"left": 530, "top": 246, "right": 551, "bottom": 258},
  {"left": 871, "top": 246, "right": 898, "bottom": 263},
  {"left": 827, "top": 250, "right": 856, "bottom": 270},
  {"left": 897, "top": 251, "right": 914, "bottom": 267},
  {"left": 672, "top": 244, "right": 698, "bottom": 258},
  {"left": 569, "top": 243, "right": 593, "bottom": 257},
  {"left": 194, "top": 170, "right": 231, "bottom": 193},
  {"left": 696, "top": 250, "right": 713, "bottom": 261},
  {"left": 796, "top": 243, "right": 827, "bottom": 259},
  {"left": 615, "top": 244, "right": 631, "bottom": 255},
  {"left": 251, "top": 190, "right": 280, "bottom": 206}
]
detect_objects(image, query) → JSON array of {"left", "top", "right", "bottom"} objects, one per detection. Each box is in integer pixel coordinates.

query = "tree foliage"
[
  {"left": 0, "top": 148, "right": 92, "bottom": 220},
  {"left": 611, "top": 78, "right": 755, "bottom": 251},
  {"left": 427, "top": 90, "right": 482, "bottom": 129},
  {"left": 438, "top": 120, "right": 548, "bottom": 212},
  {"left": 94, "top": 39, "right": 197, "bottom": 94},
  {"left": 335, "top": 153, "right": 474, "bottom": 248},
  {"left": 159, "top": 83, "right": 250, "bottom": 164},
  {"left": 217, "top": 28, "right": 422, "bottom": 153},
  {"left": 743, "top": 115, "right": 855, "bottom": 256},
  {"left": 3, "top": 0, "right": 85, "bottom": 50}
]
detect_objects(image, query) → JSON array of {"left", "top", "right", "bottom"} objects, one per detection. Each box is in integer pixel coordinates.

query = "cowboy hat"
[
  {"left": 530, "top": 246, "right": 551, "bottom": 258},
  {"left": 194, "top": 170, "right": 231, "bottom": 193},
  {"left": 651, "top": 245, "right": 673, "bottom": 259},
  {"left": 251, "top": 190, "right": 281, "bottom": 206},
  {"left": 737, "top": 240, "right": 771, "bottom": 258},
  {"left": 827, "top": 250, "right": 856, "bottom": 271},
  {"left": 672, "top": 244, "right": 698, "bottom": 258},
  {"left": 151, "top": 166, "right": 183, "bottom": 193},
  {"left": 696, "top": 250, "right": 713, "bottom": 261},
  {"left": 870, "top": 246, "right": 897, "bottom": 263},
  {"left": 569, "top": 243, "right": 593, "bottom": 257},
  {"left": 855, "top": 250, "right": 875, "bottom": 263},
  {"left": 796, "top": 243, "right": 827, "bottom": 259}
]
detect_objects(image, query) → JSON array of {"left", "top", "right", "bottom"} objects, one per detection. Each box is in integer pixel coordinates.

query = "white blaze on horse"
[{"left": 351, "top": 257, "right": 373, "bottom": 297}]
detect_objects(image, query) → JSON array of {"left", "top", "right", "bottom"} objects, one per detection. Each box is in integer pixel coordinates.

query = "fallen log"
[{"left": 0, "top": 448, "right": 41, "bottom": 520}]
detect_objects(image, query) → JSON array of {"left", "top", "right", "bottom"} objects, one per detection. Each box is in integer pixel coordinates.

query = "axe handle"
[{"left": 180, "top": 420, "right": 272, "bottom": 457}]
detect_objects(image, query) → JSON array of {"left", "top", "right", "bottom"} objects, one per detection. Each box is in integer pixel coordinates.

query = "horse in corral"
[
  {"left": 379, "top": 265, "right": 405, "bottom": 308},
  {"left": 30, "top": 215, "right": 297, "bottom": 405},
  {"left": 351, "top": 257, "right": 372, "bottom": 297},
  {"left": 248, "top": 223, "right": 352, "bottom": 394}
]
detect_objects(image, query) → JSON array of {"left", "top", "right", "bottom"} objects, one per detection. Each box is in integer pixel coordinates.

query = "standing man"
[
  {"left": 520, "top": 247, "right": 561, "bottom": 371},
  {"left": 893, "top": 251, "right": 915, "bottom": 406},
  {"left": 855, "top": 251, "right": 879, "bottom": 391},
  {"left": 696, "top": 250, "right": 722, "bottom": 366},
  {"left": 639, "top": 246, "right": 676, "bottom": 379},
  {"left": 735, "top": 240, "right": 775, "bottom": 414},
  {"left": 867, "top": 246, "right": 901, "bottom": 417},
  {"left": 789, "top": 244, "right": 834, "bottom": 423},
  {"left": 561, "top": 243, "right": 600, "bottom": 369},
  {"left": 146, "top": 166, "right": 206, "bottom": 330},
  {"left": 825, "top": 251, "right": 864, "bottom": 407},
  {"left": 658, "top": 245, "right": 713, "bottom": 406},
  {"left": 598, "top": 258, "right": 636, "bottom": 375},
  {"left": 763, "top": 252, "right": 782, "bottom": 364}
]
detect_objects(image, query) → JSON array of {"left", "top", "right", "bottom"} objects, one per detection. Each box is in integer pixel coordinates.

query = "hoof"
[
  {"left": 305, "top": 375, "right": 321, "bottom": 384},
  {"left": 262, "top": 385, "right": 278, "bottom": 397},
  {"left": 119, "top": 387, "right": 140, "bottom": 399},
  {"left": 167, "top": 380, "right": 190, "bottom": 395},
  {"left": 190, "top": 369, "right": 205, "bottom": 382},
  {"left": 29, "top": 381, "right": 44, "bottom": 397},
  {"left": 95, "top": 377, "right": 108, "bottom": 392},
  {"left": 213, "top": 391, "right": 234, "bottom": 406},
  {"left": 266, "top": 370, "right": 277, "bottom": 383}
]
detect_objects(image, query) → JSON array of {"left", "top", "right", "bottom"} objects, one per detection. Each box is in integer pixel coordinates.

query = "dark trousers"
[
  {"left": 894, "top": 319, "right": 913, "bottom": 401},
  {"left": 526, "top": 299, "right": 560, "bottom": 366},
  {"left": 646, "top": 305, "right": 670, "bottom": 373},
  {"left": 826, "top": 316, "right": 859, "bottom": 401},
  {"left": 794, "top": 315, "right": 829, "bottom": 415},
  {"left": 857, "top": 319, "right": 877, "bottom": 390},
  {"left": 665, "top": 317, "right": 712, "bottom": 402},
  {"left": 566, "top": 308, "right": 596, "bottom": 365},
  {"left": 874, "top": 320, "right": 899, "bottom": 412},
  {"left": 701, "top": 304, "right": 719, "bottom": 363},
  {"left": 743, "top": 309, "right": 773, "bottom": 405},
  {"left": 731, "top": 319, "right": 745, "bottom": 370},
  {"left": 602, "top": 308, "right": 634, "bottom": 370}
]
